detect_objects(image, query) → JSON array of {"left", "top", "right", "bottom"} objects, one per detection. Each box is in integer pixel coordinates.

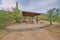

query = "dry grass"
[
  {"left": 0, "top": 30, "right": 7, "bottom": 40},
  {"left": 46, "top": 24, "right": 60, "bottom": 40}
]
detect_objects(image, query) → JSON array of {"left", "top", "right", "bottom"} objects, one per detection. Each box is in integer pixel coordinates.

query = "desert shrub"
[
  {"left": 38, "top": 14, "right": 48, "bottom": 21},
  {"left": 12, "top": 8, "right": 22, "bottom": 23},
  {"left": 0, "top": 10, "right": 10, "bottom": 28},
  {"left": 0, "top": 2, "right": 22, "bottom": 28},
  {"left": 57, "top": 15, "right": 60, "bottom": 21},
  {"left": 0, "top": 10, "right": 22, "bottom": 28}
]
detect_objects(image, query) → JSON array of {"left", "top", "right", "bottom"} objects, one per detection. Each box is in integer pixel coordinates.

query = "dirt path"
[{"left": 2, "top": 29, "right": 57, "bottom": 40}]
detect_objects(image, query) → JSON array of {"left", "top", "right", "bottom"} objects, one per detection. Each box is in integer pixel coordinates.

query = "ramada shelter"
[{"left": 22, "top": 11, "right": 42, "bottom": 24}]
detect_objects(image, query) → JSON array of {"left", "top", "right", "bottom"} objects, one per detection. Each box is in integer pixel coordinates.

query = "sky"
[{"left": 0, "top": 0, "right": 60, "bottom": 13}]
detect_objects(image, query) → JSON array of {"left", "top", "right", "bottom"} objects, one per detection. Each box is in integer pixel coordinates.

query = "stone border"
[{"left": 4, "top": 24, "right": 49, "bottom": 32}]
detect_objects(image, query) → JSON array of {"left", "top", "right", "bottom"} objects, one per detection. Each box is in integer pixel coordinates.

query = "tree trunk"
[{"left": 50, "top": 22, "right": 52, "bottom": 25}]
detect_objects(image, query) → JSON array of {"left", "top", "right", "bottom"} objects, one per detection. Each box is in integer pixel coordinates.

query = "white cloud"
[
  {"left": 19, "top": 0, "right": 58, "bottom": 13},
  {"left": 0, "top": 0, "right": 59, "bottom": 13},
  {"left": 0, "top": 0, "right": 16, "bottom": 10}
]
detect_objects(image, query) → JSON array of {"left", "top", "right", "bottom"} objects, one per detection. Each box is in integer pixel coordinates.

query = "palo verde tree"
[
  {"left": 47, "top": 8, "right": 56, "bottom": 25},
  {"left": 47, "top": 8, "right": 60, "bottom": 25}
]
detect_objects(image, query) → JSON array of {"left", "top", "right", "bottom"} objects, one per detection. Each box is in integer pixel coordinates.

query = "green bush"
[
  {"left": 38, "top": 14, "right": 48, "bottom": 20},
  {"left": 56, "top": 15, "right": 60, "bottom": 22},
  {"left": 12, "top": 9, "right": 22, "bottom": 23},
  {"left": 0, "top": 10, "right": 22, "bottom": 28},
  {"left": 0, "top": 10, "right": 9, "bottom": 28},
  {"left": 0, "top": 2, "right": 22, "bottom": 28}
]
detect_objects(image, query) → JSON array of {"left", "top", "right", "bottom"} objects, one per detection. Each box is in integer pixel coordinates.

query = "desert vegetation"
[
  {"left": 0, "top": 3, "right": 22, "bottom": 39},
  {"left": 0, "top": 2, "right": 60, "bottom": 40},
  {"left": 0, "top": 2, "right": 22, "bottom": 29},
  {"left": 0, "top": 10, "right": 22, "bottom": 28},
  {"left": 38, "top": 8, "right": 60, "bottom": 25}
]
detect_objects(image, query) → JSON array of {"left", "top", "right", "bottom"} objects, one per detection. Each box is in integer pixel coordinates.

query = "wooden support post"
[
  {"left": 29, "top": 17, "right": 31, "bottom": 23},
  {"left": 32, "top": 17, "right": 33, "bottom": 23},
  {"left": 23, "top": 16, "right": 25, "bottom": 22},
  {"left": 26, "top": 16, "right": 27, "bottom": 24},
  {"left": 36, "top": 16, "right": 38, "bottom": 24}
]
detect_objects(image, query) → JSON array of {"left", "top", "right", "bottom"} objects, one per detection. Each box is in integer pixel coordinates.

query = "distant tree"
[{"left": 55, "top": 8, "right": 60, "bottom": 21}]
